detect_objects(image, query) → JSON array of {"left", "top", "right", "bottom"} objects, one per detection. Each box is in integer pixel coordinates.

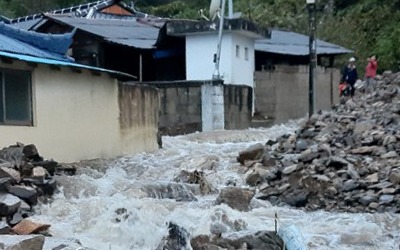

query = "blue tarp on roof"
[
  {"left": 0, "top": 22, "right": 135, "bottom": 79},
  {"left": 0, "top": 50, "right": 135, "bottom": 79},
  {"left": 256, "top": 29, "right": 352, "bottom": 56},
  {"left": 0, "top": 22, "right": 73, "bottom": 60}
]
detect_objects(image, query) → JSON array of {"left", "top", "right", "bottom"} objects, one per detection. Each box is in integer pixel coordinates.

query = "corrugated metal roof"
[
  {"left": 9, "top": 19, "right": 42, "bottom": 30},
  {"left": 256, "top": 29, "right": 352, "bottom": 56},
  {"left": 0, "top": 23, "right": 72, "bottom": 61},
  {"left": 0, "top": 50, "right": 135, "bottom": 79},
  {"left": 47, "top": 15, "right": 160, "bottom": 49}
]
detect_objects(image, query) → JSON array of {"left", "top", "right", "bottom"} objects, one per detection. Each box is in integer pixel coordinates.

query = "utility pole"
[
  {"left": 213, "top": 0, "right": 226, "bottom": 80},
  {"left": 307, "top": 0, "right": 317, "bottom": 117}
]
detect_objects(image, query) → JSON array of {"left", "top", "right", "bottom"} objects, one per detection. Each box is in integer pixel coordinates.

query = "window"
[
  {"left": 236, "top": 45, "right": 240, "bottom": 58},
  {"left": 245, "top": 47, "right": 249, "bottom": 61},
  {"left": 0, "top": 69, "right": 33, "bottom": 126}
]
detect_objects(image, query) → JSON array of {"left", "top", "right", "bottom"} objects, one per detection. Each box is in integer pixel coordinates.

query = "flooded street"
[{"left": 32, "top": 121, "right": 400, "bottom": 250}]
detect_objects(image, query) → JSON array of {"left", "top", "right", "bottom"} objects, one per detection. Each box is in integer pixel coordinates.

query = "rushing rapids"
[{"left": 29, "top": 120, "right": 400, "bottom": 250}]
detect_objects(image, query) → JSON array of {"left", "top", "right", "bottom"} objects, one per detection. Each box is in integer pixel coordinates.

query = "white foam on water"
[{"left": 32, "top": 121, "right": 400, "bottom": 250}]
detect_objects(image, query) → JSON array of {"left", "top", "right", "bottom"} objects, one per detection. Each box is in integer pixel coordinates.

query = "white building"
[{"left": 166, "top": 18, "right": 268, "bottom": 131}]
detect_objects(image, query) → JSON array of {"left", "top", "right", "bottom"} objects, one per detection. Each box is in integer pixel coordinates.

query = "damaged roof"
[
  {"left": 0, "top": 22, "right": 73, "bottom": 61},
  {"left": 256, "top": 29, "right": 352, "bottom": 56},
  {"left": 45, "top": 15, "right": 161, "bottom": 49},
  {"left": 0, "top": 22, "right": 135, "bottom": 79}
]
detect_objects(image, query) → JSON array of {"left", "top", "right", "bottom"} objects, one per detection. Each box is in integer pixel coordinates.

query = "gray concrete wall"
[
  {"left": 255, "top": 65, "right": 341, "bottom": 124},
  {"left": 154, "top": 82, "right": 251, "bottom": 136},
  {"left": 224, "top": 85, "right": 252, "bottom": 130}
]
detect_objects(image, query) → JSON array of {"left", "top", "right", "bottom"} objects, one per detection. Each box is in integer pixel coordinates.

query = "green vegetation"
[{"left": 1, "top": 0, "right": 399, "bottom": 71}]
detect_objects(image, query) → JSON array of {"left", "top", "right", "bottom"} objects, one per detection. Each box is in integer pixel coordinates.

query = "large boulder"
[
  {"left": 191, "top": 231, "right": 284, "bottom": 250},
  {"left": 0, "top": 235, "right": 45, "bottom": 250},
  {"left": 0, "top": 167, "right": 21, "bottom": 184},
  {"left": 215, "top": 187, "right": 255, "bottom": 212},
  {"left": 7, "top": 185, "right": 38, "bottom": 205},
  {"left": 12, "top": 219, "right": 50, "bottom": 235},
  {"left": 237, "top": 144, "right": 265, "bottom": 165}
]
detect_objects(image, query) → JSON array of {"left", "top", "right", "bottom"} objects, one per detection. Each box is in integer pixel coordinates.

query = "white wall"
[
  {"left": 186, "top": 32, "right": 255, "bottom": 87},
  {"left": 0, "top": 61, "right": 158, "bottom": 162}
]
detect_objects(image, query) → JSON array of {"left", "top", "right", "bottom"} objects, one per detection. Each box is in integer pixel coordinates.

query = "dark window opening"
[{"left": 0, "top": 69, "right": 33, "bottom": 126}]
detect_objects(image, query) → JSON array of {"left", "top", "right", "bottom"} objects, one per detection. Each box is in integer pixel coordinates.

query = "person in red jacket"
[{"left": 365, "top": 55, "right": 378, "bottom": 93}]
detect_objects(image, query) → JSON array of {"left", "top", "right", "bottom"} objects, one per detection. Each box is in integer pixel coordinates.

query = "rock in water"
[
  {"left": 215, "top": 187, "right": 255, "bottom": 212},
  {"left": 12, "top": 219, "right": 50, "bottom": 235},
  {"left": 0, "top": 235, "right": 45, "bottom": 250},
  {"left": 156, "top": 222, "right": 190, "bottom": 250},
  {"left": 237, "top": 143, "right": 265, "bottom": 165},
  {"left": 191, "top": 231, "right": 284, "bottom": 250}
]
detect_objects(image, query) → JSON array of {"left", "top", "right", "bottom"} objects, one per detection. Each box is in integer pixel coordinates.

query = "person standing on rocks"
[
  {"left": 365, "top": 55, "right": 378, "bottom": 93},
  {"left": 342, "top": 57, "right": 358, "bottom": 97}
]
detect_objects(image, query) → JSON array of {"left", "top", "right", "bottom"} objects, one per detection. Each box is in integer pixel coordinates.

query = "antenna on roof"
[{"left": 209, "top": 0, "right": 221, "bottom": 21}]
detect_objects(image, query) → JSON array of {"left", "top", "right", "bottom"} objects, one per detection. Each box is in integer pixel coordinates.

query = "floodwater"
[{"left": 33, "top": 121, "right": 400, "bottom": 250}]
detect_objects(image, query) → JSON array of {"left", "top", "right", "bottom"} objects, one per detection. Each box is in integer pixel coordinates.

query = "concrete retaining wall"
[{"left": 255, "top": 65, "right": 341, "bottom": 124}]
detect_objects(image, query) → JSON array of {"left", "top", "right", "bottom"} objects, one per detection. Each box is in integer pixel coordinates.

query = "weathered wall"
[
  {"left": 157, "top": 84, "right": 202, "bottom": 136},
  {"left": 155, "top": 81, "right": 252, "bottom": 136},
  {"left": 255, "top": 65, "right": 341, "bottom": 124},
  {"left": 118, "top": 83, "right": 159, "bottom": 153},
  {"left": 0, "top": 61, "right": 158, "bottom": 162},
  {"left": 224, "top": 85, "right": 252, "bottom": 130}
]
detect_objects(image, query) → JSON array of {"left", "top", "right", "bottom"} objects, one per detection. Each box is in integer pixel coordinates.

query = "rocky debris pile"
[
  {"left": 0, "top": 143, "right": 76, "bottom": 241},
  {"left": 238, "top": 72, "right": 400, "bottom": 213}
]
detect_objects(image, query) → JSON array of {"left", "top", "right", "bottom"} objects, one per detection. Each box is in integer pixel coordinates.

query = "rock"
[
  {"left": 215, "top": 187, "right": 255, "bottom": 212},
  {"left": 379, "top": 195, "right": 394, "bottom": 204},
  {"left": 0, "top": 177, "right": 11, "bottom": 192},
  {"left": 0, "top": 167, "right": 21, "bottom": 183},
  {"left": 237, "top": 144, "right": 265, "bottom": 165},
  {"left": 245, "top": 164, "right": 267, "bottom": 186},
  {"left": 295, "top": 140, "right": 308, "bottom": 151},
  {"left": 298, "top": 150, "right": 320, "bottom": 163},
  {"left": 31, "top": 167, "right": 46, "bottom": 182},
  {"left": 0, "top": 220, "right": 11, "bottom": 234},
  {"left": 369, "top": 202, "right": 379, "bottom": 209},
  {"left": 156, "top": 222, "right": 190, "bottom": 250},
  {"left": 381, "top": 151, "right": 399, "bottom": 159},
  {"left": 283, "top": 191, "right": 309, "bottom": 207},
  {"left": 351, "top": 146, "right": 378, "bottom": 155},
  {"left": 191, "top": 231, "right": 284, "bottom": 250},
  {"left": 37, "top": 179, "right": 57, "bottom": 196},
  {"left": 37, "top": 160, "right": 60, "bottom": 176},
  {"left": 8, "top": 211, "right": 24, "bottom": 226},
  {"left": 342, "top": 180, "right": 359, "bottom": 192},
  {"left": 282, "top": 164, "right": 298, "bottom": 175},
  {"left": 328, "top": 156, "right": 349, "bottom": 168},
  {"left": 347, "top": 165, "right": 360, "bottom": 180},
  {"left": 12, "top": 219, "right": 50, "bottom": 235},
  {"left": 0, "top": 145, "right": 24, "bottom": 168},
  {"left": 22, "top": 144, "right": 42, "bottom": 161},
  {"left": 389, "top": 170, "right": 400, "bottom": 184},
  {"left": 354, "top": 121, "right": 374, "bottom": 134},
  {"left": 359, "top": 195, "right": 378, "bottom": 206},
  {"left": 365, "top": 173, "right": 379, "bottom": 183},
  {"left": 7, "top": 185, "right": 38, "bottom": 205},
  {"left": 0, "top": 235, "right": 45, "bottom": 250},
  {"left": 261, "top": 155, "right": 277, "bottom": 167},
  {"left": 0, "top": 193, "right": 21, "bottom": 216},
  {"left": 383, "top": 135, "right": 396, "bottom": 146},
  {"left": 43, "top": 238, "right": 90, "bottom": 250}
]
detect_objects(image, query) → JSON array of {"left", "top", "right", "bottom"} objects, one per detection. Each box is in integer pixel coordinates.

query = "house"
[
  {"left": 253, "top": 29, "right": 352, "bottom": 125},
  {"left": 0, "top": 23, "right": 159, "bottom": 162},
  {"left": 3, "top": 0, "right": 352, "bottom": 132}
]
